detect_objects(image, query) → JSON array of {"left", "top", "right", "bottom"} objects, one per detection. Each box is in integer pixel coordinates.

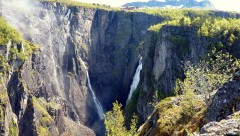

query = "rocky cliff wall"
[
  {"left": 136, "top": 26, "right": 212, "bottom": 122},
  {"left": 88, "top": 10, "right": 163, "bottom": 109},
  {"left": 0, "top": 1, "right": 163, "bottom": 135},
  {"left": 2, "top": 1, "right": 239, "bottom": 135}
]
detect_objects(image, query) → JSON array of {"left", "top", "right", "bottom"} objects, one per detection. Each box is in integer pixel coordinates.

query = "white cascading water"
[
  {"left": 6, "top": 40, "right": 11, "bottom": 60},
  {"left": 126, "top": 57, "right": 143, "bottom": 104},
  {"left": 65, "top": 8, "right": 104, "bottom": 119},
  {"left": 21, "top": 43, "right": 24, "bottom": 53},
  {"left": 64, "top": 9, "right": 71, "bottom": 22},
  {"left": 79, "top": 58, "right": 104, "bottom": 120}
]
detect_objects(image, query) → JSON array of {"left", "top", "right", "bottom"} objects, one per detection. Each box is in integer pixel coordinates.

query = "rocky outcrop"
[
  {"left": 0, "top": 79, "right": 18, "bottom": 136},
  {"left": 137, "top": 96, "right": 206, "bottom": 136},
  {"left": 195, "top": 71, "right": 240, "bottom": 135},
  {"left": 199, "top": 112, "right": 240, "bottom": 136},
  {"left": 137, "top": 70, "right": 240, "bottom": 136},
  {"left": 206, "top": 71, "right": 240, "bottom": 123}
]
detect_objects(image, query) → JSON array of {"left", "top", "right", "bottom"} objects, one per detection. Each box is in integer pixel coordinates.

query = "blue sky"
[{"left": 75, "top": 0, "right": 240, "bottom": 12}]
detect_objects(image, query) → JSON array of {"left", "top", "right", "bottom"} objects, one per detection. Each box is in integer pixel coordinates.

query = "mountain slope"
[{"left": 123, "top": 0, "right": 214, "bottom": 9}]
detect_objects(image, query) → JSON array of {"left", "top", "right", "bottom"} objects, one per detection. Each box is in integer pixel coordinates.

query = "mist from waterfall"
[
  {"left": 0, "top": 0, "right": 71, "bottom": 98},
  {"left": 79, "top": 58, "right": 104, "bottom": 120},
  {"left": 126, "top": 57, "right": 143, "bottom": 104}
]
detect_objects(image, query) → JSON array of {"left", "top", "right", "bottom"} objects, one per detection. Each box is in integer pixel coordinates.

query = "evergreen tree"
[{"left": 104, "top": 101, "right": 138, "bottom": 136}]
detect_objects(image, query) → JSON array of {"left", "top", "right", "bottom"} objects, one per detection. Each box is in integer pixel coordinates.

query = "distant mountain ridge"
[{"left": 123, "top": 0, "right": 215, "bottom": 9}]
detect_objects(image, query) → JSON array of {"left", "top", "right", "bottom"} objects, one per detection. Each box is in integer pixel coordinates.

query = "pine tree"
[{"left": 104, "top": 101, "right": 138, "bottom": 136}]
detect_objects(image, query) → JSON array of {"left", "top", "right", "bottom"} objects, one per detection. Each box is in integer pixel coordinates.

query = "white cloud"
[{"left": 210, "top": 0, "right": 240, "bottom": 12}]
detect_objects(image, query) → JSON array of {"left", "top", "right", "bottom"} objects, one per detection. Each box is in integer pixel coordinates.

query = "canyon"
[{"left": 0, "top": 0, "right": 240, "bottom": 136}]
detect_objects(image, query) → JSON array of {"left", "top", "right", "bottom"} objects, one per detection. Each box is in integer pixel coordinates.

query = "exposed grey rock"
[
  {"left": 88, "top": 10, "right": 163, "bottom": 110},
  {"left": 199, "top": 119, "right": 240, "bottom": 136},
  {"left": 137, "top": 26, "right": 210, "bottom": 121},
  {"left": 1, "top": 0, "right": 163, "bottom": 135},
  {"left": 206, "top": 71, "right": 240, "bottom": 123}
]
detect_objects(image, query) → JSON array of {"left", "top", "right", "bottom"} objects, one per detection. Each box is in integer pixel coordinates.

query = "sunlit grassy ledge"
[{"left": 0, "top": 17, "right": 38, "bottom": 61}]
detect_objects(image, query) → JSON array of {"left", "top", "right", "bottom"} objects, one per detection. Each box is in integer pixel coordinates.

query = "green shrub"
[
  {"left": 0, "top": 17, "right": 38, "bottom": 62},
  {"left": 9, "top": 119, "right": 18, "bottom": 136},
  {"left": 104, "top": 101, "right": 137, "bottom": 136},
  {"left": 125, "top": 88, "right": 140, "bottom": 122},
  {"left": 0, "top": 18, "right": 22, "bottom": 45}
]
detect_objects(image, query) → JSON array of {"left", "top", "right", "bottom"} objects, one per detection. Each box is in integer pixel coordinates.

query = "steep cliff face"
[
  {"left": 2, "top": 1, "right": 239, "bottom": 135},
  {"left": 205, "top": 71, "right": 240, "bottom": 123},
  {"left": 0, "top": 0, "right": 164, "bottom": 135},
  {"left": 197, "top": 71, "right": 240, "bottom": 136},
  {"left": 136, "top": 26, "right": 211, "bottom": 121},
  {"left": 89, "top": 10, "right": 163, "bottom": 109}
]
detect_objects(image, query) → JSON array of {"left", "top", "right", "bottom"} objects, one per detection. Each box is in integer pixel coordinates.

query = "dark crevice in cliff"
[
  {"left": 19, "top": 97, "right": 36, "bottom": 136},
  {"left": 7, "top": 73, "right": 21, "bottom": 118}
]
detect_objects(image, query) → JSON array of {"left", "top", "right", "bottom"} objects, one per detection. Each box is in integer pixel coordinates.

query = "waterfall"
[
  {"left": 126, "top": 57, "right": 143, "bottom": 104},
  {"left": 63, "top": 9, "right": 71, "bottom": 25},
  {"left": 21, "top": 43, "right": 24, "bottom": 53},
  {"left": 64, "top": 9, "right": 71, "bottom": 20},
  {"left": 80, "top": 58, "right": 104, "bottom": 120},
  {"left": 6, "top": 40, "right": 11, "bottom": 60}
]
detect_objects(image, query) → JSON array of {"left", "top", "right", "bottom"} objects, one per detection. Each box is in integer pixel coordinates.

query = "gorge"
[{"left": 0, "top": 0, "right": 240, "bottom": 136}]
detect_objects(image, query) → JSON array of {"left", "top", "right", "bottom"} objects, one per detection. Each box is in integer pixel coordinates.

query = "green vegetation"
[
  {"left": 0, "top": 17, "right": 38, "bottom": 58},
  {"left": 125, "top": 88, "right": 140, "bottom": 124},
  {"left": 139, "top": 50, "right": 240, "bottom": 135},
  {"left": 0, "top": 18, "right": 22, "bottom": 45},
  {"left": 197, "top": 18, "right": 240, "bottom": 37},
  {"left": 81, "top": 44, "right": 89, "bottom": 58},
  {"left": 146, "top": 9, "right": 240, "bottom": 61},
  {"left": 158, "top": 96, "right": 205, "bottom": 135},
  {"left": 146, "top": 9, "right": 240, "bottom": 43},
  {"left": 104, "top": 101, "right": 137, "bottom": 136},
  {"left": 231, "top": 111, "right": 240, "bottom": 119},
  {"left": 32, "top": 97, "right": 54, "bottom": 124},
  {"left": 9, "top": 119, "right": 18, "bottom": 136},
  {"left": 175, "top": 50, "right": 240, "bottom": 105},
  {"left": 0, "top": 91, "right": 8, "bottom": 105},
  {"left": 42, "top": 0, "right": 120, "bottom": 11},
  {"left": 0, "top": 91, "right": 8, "bottom": 135},
  {"left": 146, "top": 9, "right": 212, "bottom": 32},
  {"left": 38, "top": 126, "right": 50, "bottom": 136},
  {"left": 0, "top": 17, "right": 38, "bottom": 62},
  {"left": 137, "top": 9, "right": 212, "bottom": 20},
  {"left": 138, "top": 95, "right": 206, "bottom": 136},
  {"left": 31, "top": 97, "right": 60, "bottom": 136},
  {"left": 0, "top": 106, "right": 5, "bottom": 134},
  {"left": 168, "top": 35, "right": 190, "bottom": 55},
  {"left": 0, "top": 17, "right": 38, "bottom": 80}
]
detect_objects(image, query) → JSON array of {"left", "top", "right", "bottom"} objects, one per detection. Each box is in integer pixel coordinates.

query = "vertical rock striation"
[{"left": 0, "top": 0, "right": 163, "bottom": 135}]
